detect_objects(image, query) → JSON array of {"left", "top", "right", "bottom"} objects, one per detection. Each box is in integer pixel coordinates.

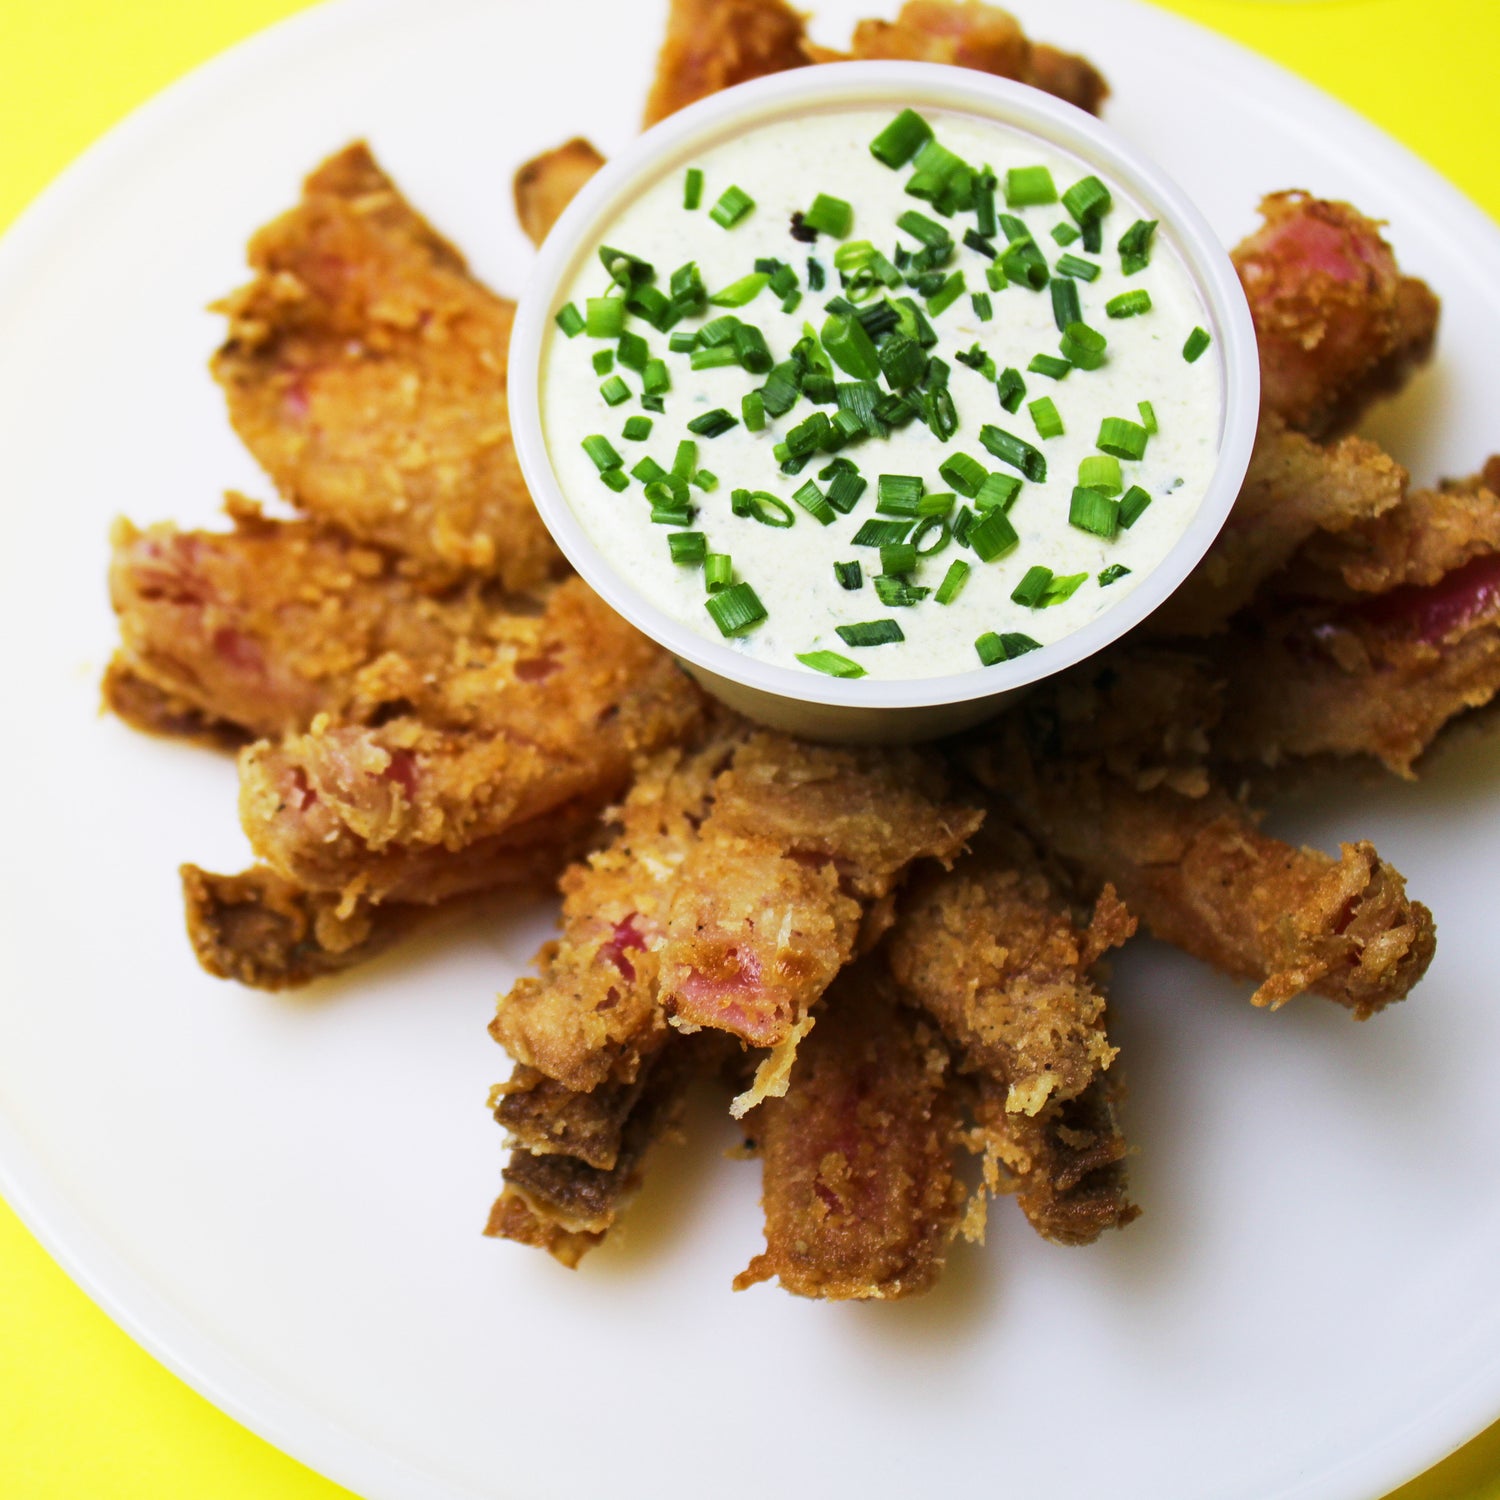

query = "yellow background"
[{"left": 2, "top": 0, "right": 1498, "bottom": 1495}]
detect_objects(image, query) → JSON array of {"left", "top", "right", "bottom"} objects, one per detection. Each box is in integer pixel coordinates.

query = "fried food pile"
[{"left": 106, "top": 0, "right": 1486, "bottom": 1300}]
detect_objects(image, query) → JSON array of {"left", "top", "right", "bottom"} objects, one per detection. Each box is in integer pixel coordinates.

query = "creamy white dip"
[{"left": 540, "top": 105, "right": 1223, "bottom": 680}]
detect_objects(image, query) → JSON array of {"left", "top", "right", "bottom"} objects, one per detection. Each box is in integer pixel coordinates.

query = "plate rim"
[{"left": 2, "top": 2, "right": 1498, "bottom": 1497}]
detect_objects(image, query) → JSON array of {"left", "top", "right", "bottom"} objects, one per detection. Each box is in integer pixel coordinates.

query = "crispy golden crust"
[
  {"left": 887, "top": 828, "right": 1130, "bottom": 1117},
  {"left": 968, "top": 1072, "right": 1138, "bottom": 1246},
  {"left": 847, "top": 1, "right": 1108, "bottom": 114},
  {"left": 180, "top": 863, "right": 421, "bottom": 989},
  {"left": 734, "top": 968, "right": 967, "bottom": 1299},
  {"left": 107, "top": 511, "right": 504, "bottom": 742},
  {"left": 102, "top": 660, "right": 246, "bottom": 750},
  {"left": 1149, "top": 417, "right": 1407, "bottom": 637},
  {"left": 212, "top": 143, "right": 563, "bottom": 590},
  {"left": 514, "top": 138, "right": 606, "bottom": 248},
  {"left": 977, "top": 732, "right": 1435, "bottom": 1018},
  {"left": 236, "top": 579, "right": 704, "bottom": 902},
  {"left": 491, "top": 1065, "right": 648, "bottom": 1171},
  {"left": 1233, "top": 191, "right": 1439, "bottom": 439},
  {"left": 658, "top": 734, "right": 984, "bottom": 1048}
]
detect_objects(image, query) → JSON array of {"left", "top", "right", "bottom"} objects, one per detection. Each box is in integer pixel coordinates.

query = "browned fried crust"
[
  {"left": 514, "top": 138, "right": 606, "bottom": 248},
  {"left": 887, "top": 825, "right": 1131, "bottom": 1117},
  {"left": 492, "top": 1065, "right": 648, "bottom": 1171},
  {"left": 102, "top": 661, "right": 246, "bottom": 751},
  {"left": 969, "top": 1072, "right": 1138, "bottom": 1246},
  {"left": 212, "top": 143, "right": 563, "bottom": 590},
  {"left": 734, "top": 968, "right": 967, "bottom": 1299},
  {"left": 977, "top": 732, "right": 1435, "bottom": 1018},
  {"left": 181, "top": 863, "right": 420, "bottom": 989}
]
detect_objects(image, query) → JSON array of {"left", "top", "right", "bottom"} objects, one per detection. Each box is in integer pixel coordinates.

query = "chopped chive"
[
  {"left": 555, "top": 302, "right": 585, "bottom": 337},
  {"left": 709, "top": 272, "right": 769, "bottom": 308},
  {"left": 668, "top": 531, "right": 707, "bottom": 564},
  {"left": 599, "top": 246, "right": 653, "bottom": 287},
  {"left": 792, "top": 480, "right": 836, "bottom": 526},
  {"left": 626, "top": 284, "right": 671, "bottom": 327},
  {"left": 952, "top": 506, "right": 975, "bottom": 548},
  {"left": 705, "top": 582, "right": 766, "bottom": 636},
  {"left": 852, "top": 518, "right": 913, "bottom": 547},
  {"left": 1028, "top": 353, "right": 1072, "bottom": 381},
  {"left": 834, "top": 560, "right": 863, "bottom": 590},
  {"left": 622, "top": 415, "right": 653, "bottom": 440},
  {"left": 874, "top": 575, "right": 930, "bottom": 606},
  {"left": 650, "top": 502, "right": 695, "bottom": 526},
  {"left": 985, "top": 263, "right": 1009, "bottom": 292},
  {"left": 671, "top": 440, "right": 697, "bottom": 479},
  {"left": 585, "top": 297, "right": 625, "bottom": 338},
  {"left": 934, "top": 559, "right": 971, "bottom": 604},
  {"left": 741, "top": 390, "right": 766, "bottom": 432},
  {"left": 980, "top": 425, "right": 1047, "bottom": 482},
  {"left": 912, "top": 515, "right": 951, "bottom": 555},
  {"left": 732, "top": 323, "right": 772, "bottom": 373},
  {"left": 598, "top": 469, "right": 630, "bottom": 493},
  {"left": 1051, "top": 221, "right": 1080, "bottom": 246},
  {"left": 925, "top": 385, "right": 958, "bottom": 442},
  {"left": 878, "top": 333, "right": 927, "bottom": 390},
  {"left": 870, "top": 109, "right": 933, "bottom": 169},
  {"left": 630, "top": 456, "right": 667, "bottom": 485},
  {"left": 1000, "top": 238, "right": 1050, "bottom": 290},
  {"left": 642, "top": 358, "right": 670, "bottom": 395},
  {"left": 665, "top": 331, "right": 696, "bottom": 356},
  {"left": 781, "top": 289, "right": 802, "bottom": 314},
  {"left": 1119, "top": 485, "right": 1152, "bottom": 528},
  {"left": 1069, "top": 487, "right": 1120, "bottom": 537},
  {"left": 1106, "top": 289, "right": 1153, "bottom": 319},
  {"left": 1055, "top": 254, "right": 1101, "bottom": 282},
  {"left": 690, "top": 344, "right": 740, "bottom": 371},
  {"left": 581, "top": 434, "right": 621, "bottom": 471},
  {"left": 1184, "top": 326, "right": 1212, "bottom": 362},
  {"left": 704, "top": 553, "right": 733, "bottom": 592},
  {"left": 880, "top": 542, "right": 918, "bottom": 575},
  {"left": 1061, "top": 175, "right": 1112, "bottom": 225},
  {"left": 1005, "top": 165, "right": 1057, "bottom": 207},
  {"left": 709, "top": 185, "right": 755, "bottom": 229},
  {"left": 785, "top": 410, "right": 834, "bottom": 457},
  {"left": 1043, "top": 571, "right": 1088, "bottom": 605},
  {"left": 693, "top": 469, "right": 718, "bottom": 491},
  {"left": 807, "top": 257, "right": 827, "bottom": 290},
  {"left": 974, "top": 472, "right": 1021, "bottom": 512},
  {"left": 971, "top": 292, "right": 993, "bottom": 321},
  {"left": 1011, "top": 565, "right": 1054, "bottom": 608},
  {"left": 1002, "top": 632, "right": 1041, "bottom": 656},
  {"left": 836, "top": 618, "right": 905, "bottom": 647},
  {"left": 1059, "top": 321, "right": 1108, "bottom": 370},
  {"left": 644, "top": 476, "right": 688, "bottom": 507},
  {"left": 962, "top": 228, "right": 998, "bottom": 260},
  {"left": 802, "top": 193, "right": 854, "bottom": 238},
  {"left": 1051, "top": 276, "right": 1082, "bottom": 332},
  {"left": 684, "top": 167, "right": 704, "bottom": 210},
  {"left": 1098, "top": 416, "right": 1149, "bottom": 460},
  {"left": 974, "top": 632, "right": 1007, "bottom": 667},
  {"left": 1139, "top": 400, "right": 1158, "bottom": 435},
  {"left": 697, "top": 315, "right": 739, "bottom": 347},
  {"left": 1098, "top": 563, "right": 1132, "bottom": 586},
  {"left": 731, "top": 489, "right": 795, "bottom": 528},
  {"left": 925, "top": 270, "right": 966, "bottom": 317},
  {"left": 876, "top": 474, "right": 925, "bottom": 516},
  {"left": 640, "top": 394, "right": 666, "bottom": 414},
  {"left": 996, "top": 366, "right": 1026, "bottom": 413},
  {"left": 821, "top": 314, "right": 883, "bottom": 380},
  {"left": 939, "top": 452, "right": 987, "bottom": 498},
  {"left": 686, "top": 408, "right": 738, "bottom": 437},
  {"left": 1081, "top": 218, "right": 1103, "bottom": 254},
  {"left": 592, "top": 349, "right": 615, "bottom": 376},
  {"left": 1079, "top": 454, "right": 1123, "bottom": 495},
  {"left": 617, "top": 331, "right": 649, "bottom": 371},
  {"left": 797, "top": 649, "right": 865, "bottom": 679},
  {"left": 967, "top": 507, "right": 1019, "bottom": 562},
  {"left": 1029, "top": 396, "right": 1064, "bottom": 439},
  {"left": 825, "top": 467, "right": 868, "bottom": 513},
  {"left": 1118, "top": 218, "right": 1157, "bottom": 275}
]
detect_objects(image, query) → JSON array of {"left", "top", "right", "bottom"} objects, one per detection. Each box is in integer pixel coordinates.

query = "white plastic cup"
[{"left": 509, "top": 63, "right": 1259, "bottom": 743}]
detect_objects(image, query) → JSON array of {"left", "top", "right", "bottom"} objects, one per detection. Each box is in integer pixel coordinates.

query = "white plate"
[{"left": 1, "top": 3, "right": 1497, "bottom": 1498}]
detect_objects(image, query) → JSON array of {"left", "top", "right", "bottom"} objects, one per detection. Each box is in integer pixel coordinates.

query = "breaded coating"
[
  {"left": 237, "top": 579, "right": 704, "bottom": 902},
  {"left": 659, "top": 734, "right": 984, "bottom": 1047},
  {"left": 847, "top": 1, "right": 1108, "bottom": 114},
  {"left": 107, "top": 508, "right": 501, "bottom": 742},
  {"left": 1285, "top": 464, "right": 1500, "bottom": 598},
  {"left": 977, "top": 733, "right": 1435, "bottom": 1018},
  {"left": 491, "top": 1064, "right": 650, "bottom": 1171},
  {"left": 1217, "top": 551, "right": 1500, "bottom": 778},
  {"left": 103, "top": 662, "right": 245, "bottom": 750},
  {"left": 734, "top": 967, "right": 967, "bottom": 1299},
  {"left": 490, "top": 733, "right": 735, "bottom": 1093},
  {"left": 212, "top": 143, "right": 563, "bottom": 590},
  {"left": 968, "top": 1072, "right": 1138, "bottom": 1246},
  {"left": 643, "top": 0, "right": 814, "bottom": 126},
  {"left": 485, "top": 1039, "right": 704, "bottom": 1268},
  {"left": 514, "top": 138, "right": 605, "bottom": 248},
  {"left": 1233, "top": 191, "right": 1439, "bottom": 439},
  {"left": 1150, "top": 417, "right": 1406, "bottom": 636},
  {"left": 181, "top": 863, "right": 421, "bottom": 989},
  {"left": 887, "top": 826, "right": 1131, "bottom": 1117}
]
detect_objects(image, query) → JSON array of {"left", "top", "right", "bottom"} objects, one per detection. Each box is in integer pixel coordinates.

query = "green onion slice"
[
  {"left": 686, "top": 408, "right": 738, "bottom": 437},
  {"left": 1098, "top": 563, "right": 1132, "bottom": 586},
  {"left": 1005, "top": 165, "right": 1058, "bottom": 207},
  {"left": 581, "top": 434, "right": 621, "bottom": 472},
  {"left": 555, "top": 302, "right": 584, "bottom": 337},
  {"left": 979, "top": 424, "right": 1047, "bottom": 482},
  {"left": 852, "top": 519, "right": 913, "bottom": 547},
  {"left": 834, "top": 560, "right": 863, "bottom": 590},
  {"left": 792, "top": 480, "right": 836, "bottom": 525},
  {"left": 705, "top": 582, "right": 766, "bottom": 636},
  {"left": 1029, "top": 396, "right": 1064, "bottom": 439},
  {"left": 1078, "top": 454, "right": 1123, "bottom": 496},
  {"left": 1183, "top": 326, "right": 1212, "bottom": 363},
  {"left": 968, "top": 507, "right": 1020, "bottom": 563},
  {"left": 585, "top": 297, "right": 625, "bottom": 338},
  {"left": 704, "top": 553, "right": 733, "bottom": 592},
  {"left": 870, "top": 109, "right": 933, "bottom": 169},
  {"left": 708, "top": 272, "right": 769, "bottom": 308},
  {"left": 1055, "top": 254, "right": 1101, "bottom": 281},
  {"left": 709, "top": 185, "right": 755, "bottom": 229},
  {"left": 837, "top": 618, "right": 905, "bottom": 647},
  {"left": 934, "top": 559, "right": 971, "bottom": 605},
  {"left": 997, "top": 366, "right": 1026, "bottom": 413},
  {"left": 1119, "top": 485, "right": 1152, "bottom": 529},
  {"left": 1069, "top": 486, "right": 1121, "bottom": 538},
  {"left": 683, "top": 168, "right": 704, "bottom": 210},
  {"left": 938, "top": 452, "right": 987, "bottom": 498},
  {"left": 1098, "top": 417, "right": 1149, "bottom": 460},
  {"left": 796, "top": 649, "right": 865, "bottom": 678},
  {"left": 1011, "top": 565, "right": 1054, "bottom": 608},
  {"left": 668, "top": 531, "right": 706, "bottom": 564},
  {"left": 622, "top": 415, "right": 652, "bottom": 441},
  {"left": 1106, "top": 289, "right": 1153, "bottom": 319},
  {"left": 731, "top": 489, "right": 795, "bottom": 528}
]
